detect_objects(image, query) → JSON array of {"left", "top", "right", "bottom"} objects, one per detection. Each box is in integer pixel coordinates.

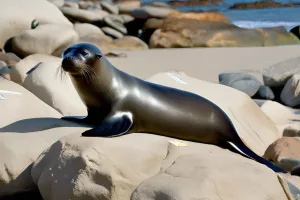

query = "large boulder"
[
  {"left": 149, "top": 12, "right": 300, "bottom": 48},
  {"left": 32, "top": 132, "right": 291, "bottom": 200},
  {"left": 11, "top": 24, "right": 79, "bottom": 58},
  {"left": 74, "top": 23, "right": 105, "bottom": 38},
  {"left": 9, "top": 54, "right": 60, "bottom": 85},
  {"left": 218, "top": 72, "right": 262, "bottom": 97},
  {"left": 263, "top": 56, "right": 300, "bottom": 88},
  {"left": 0, "top": 78, "right": 79, "bottom": 196},
  {"left": 23, "top": 60, "right": 87, "bottom": 116},
  {"left": 0, "top": 0, "right": 72, "bottom": 49}
]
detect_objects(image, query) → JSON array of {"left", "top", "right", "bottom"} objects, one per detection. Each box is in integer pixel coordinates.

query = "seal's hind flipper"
[
  {"left": 227, "top": 141, "right": 287, "bottom": 173},
  {"left": 81, "top": 112, "right": 133, "bottom": 137}
]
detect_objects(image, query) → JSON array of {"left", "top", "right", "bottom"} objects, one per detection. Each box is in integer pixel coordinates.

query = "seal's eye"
[{"left": 81, "top": 51, "right": 89, "bottom": 57}]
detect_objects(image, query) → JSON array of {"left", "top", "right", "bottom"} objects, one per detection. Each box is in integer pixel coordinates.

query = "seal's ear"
[{"left": 96, "top": 54, "right": 102, "bottom": 59}]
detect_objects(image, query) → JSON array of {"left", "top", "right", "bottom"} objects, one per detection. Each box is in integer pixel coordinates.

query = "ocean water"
[{"left": 142, "top": 0, "right": 300, "bottom": 31}]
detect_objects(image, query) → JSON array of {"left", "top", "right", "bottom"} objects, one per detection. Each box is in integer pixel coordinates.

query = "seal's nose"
[{"left": 61, "top": 57, "right": 74, "bottom": 72}]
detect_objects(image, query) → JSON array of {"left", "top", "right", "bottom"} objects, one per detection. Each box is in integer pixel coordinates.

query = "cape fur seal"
[{"left": 60, "top": 42, "right": 286, "bottom": 173}]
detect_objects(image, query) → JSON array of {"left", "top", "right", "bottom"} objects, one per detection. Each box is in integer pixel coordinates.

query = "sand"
[{"left": 108, "top": 44, "right": 300, "bottom": 83}]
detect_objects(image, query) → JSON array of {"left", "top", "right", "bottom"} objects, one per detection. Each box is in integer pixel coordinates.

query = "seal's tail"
[{"left": 226, "top": 140, "right": 286, "bottom": 173}]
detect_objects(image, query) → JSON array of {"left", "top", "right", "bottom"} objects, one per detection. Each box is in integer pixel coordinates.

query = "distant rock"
[
  {"left": 102, "top": 26, "right": 124, "bottom": 39},
  {"left": 109, "top": 36, "right": 148, "bottom": 50},
  {"left": 60, "top": 6, "right": 109, "bottom": 23},
  {"left": 281, "top": 74, "right": 300, "bottom": 107},
  {"left": 263, "top": 56, "right": 300, "bottom": 88},
  {"left": 253, "top": 85, "right": 275, "bottom": 100},
  {"left": 74, "top": 23, "right": 104, "bottom": 38},
  {"left": 131, "top": 6, "right": 174, "bottom": 19},
  {"left": 101, "top": 1, "right": 119, "bottom": 14},
  {"left": 11, "top": 24, "right": 79, "bottom": 58},
  {"left": 115, "top": 0, "right": 141, "bottom": 14},
  {"left": 219, "top": 72, "right": 261, "bottom": 97},
  {"left": 229, "top": 0, "right": 300, "bottom": 10},
  {"left": 79, "top": 33, "right": 111, "bottom": 55},
  {"left": 63, "top": 1, "right": 79, "bottom": 9},
  {"left": 283, "top": 123, "right": 300, "bottom": 137},
  {"left": 104, "top": 15, "right": 127, "bottom": 34},
  {"left": 264, "top": 137, "right": 300, "bottom": 171},
  {"left": 168, "top": 0, "right": 222, "bottom": 6}
]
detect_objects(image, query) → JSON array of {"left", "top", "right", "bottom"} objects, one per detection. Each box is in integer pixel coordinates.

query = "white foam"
[{"left": 232, "top": 20, "right": 300, "bottom": 31}]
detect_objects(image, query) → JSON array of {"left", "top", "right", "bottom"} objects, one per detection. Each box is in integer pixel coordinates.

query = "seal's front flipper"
[
  {"left": 81, "top": 113, "right": 133, "bottom": 137},
  {"left": 61, "top": 116, "right": 90, "bottom": 125}
]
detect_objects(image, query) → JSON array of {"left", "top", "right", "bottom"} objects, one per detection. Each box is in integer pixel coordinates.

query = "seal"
[{"left": 60, "top": 42, "right": 286, "bottom": 173}]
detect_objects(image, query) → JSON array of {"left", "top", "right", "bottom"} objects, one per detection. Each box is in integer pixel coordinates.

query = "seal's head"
[{"left": 61, "top": 43, "right": 102, "bottom": 76}]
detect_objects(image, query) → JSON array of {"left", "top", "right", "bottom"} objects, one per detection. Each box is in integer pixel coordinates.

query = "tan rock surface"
[
  {"left": 11, "top": 24, "right": 79, "bottom": 58},
  {"left": 0, "top": 0, "right": 72, "bottom": 49},
  {"left": 10, "top": 54, "right": 60, "bottom": 85},
  {"left": 23, "top": 60, "right": 87, "bottom": 116}
]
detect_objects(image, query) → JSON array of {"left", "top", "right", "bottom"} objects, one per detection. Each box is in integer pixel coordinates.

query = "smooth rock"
[
  {"left": 101, "top": 1, "right": 119, "bottom": 14},
  {"left": 0, "top": 61, "right": 10, "bottom": 80},
  {"left": 263, "top": 56, "right": 300, "bottom": 88},
  {"left": 10, "top": 54, "right": 60, "bottom": 85},
  {"left": 0, "top": 52, "right": 21, "bottom": 68},
  {"left": 264, "top": 137, "right": 300, "bottom": 171},
  {"left": 0, "top": 0, "right": 72, "bottom": 49},
  {"left": 60, "top": 6, "right": 109, "bottom": 23},
  {"left": 23, "top": 60, "right": 87, "bottom": 116},
  {"left": 131, "top": 5, "right": 173, "bottom": 19},
  {"left": 79, "top": 33, "right": 111, "bottom": 55},
  {"left": 219, "top": 72, "right": 261, "bottom": 97},
  {"left": 11, "top": 24, "right": 79, "bottom": 58},
  {"left": 0, "top": 78, "right": 68, "bottom": 196},
  {"left": 283, "top": 123, "right": 300, "bottom": 137},
  {"left": 104, "top": 15, "right": 127, "bottom": 34},
  {"left": 116, "top": 0, "right": 141, "bottom": 14},
  {"left": 149, "top": 12, "right": 299, "bottom": 48},
  {"left": 120, "top": 14, "right": 134, "bottom": 23},
  {"left": 74, "top": 23, "right": 104, "bottom": 38},
  {"left": 63, "top": 1, "right": 79, "bottom": 9},
  {"left": 254, "top": 85, "right": 275, "bottom": 100},
  {"left": 258, "top": 100, "right": 300, "bottom": 135},
  {"left": 132, "top": 152, "right": 289, "bottom": 200},
  {"left": 281, "top": 74, "right": 300, "bottom": 107},
  {"left": 78, "top": 1, "right": 95, "bottom": 9},
  {"left": 102, "top": 26, "right": 124, "bottom": 39},
  {"left": 109, "top": 36, "right": 148, "bottom": 50}
]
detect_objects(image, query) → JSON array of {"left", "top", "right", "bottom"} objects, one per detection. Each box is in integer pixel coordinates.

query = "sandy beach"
[{"left": 109, "top": 44, "right": 300, "bottom": 82}]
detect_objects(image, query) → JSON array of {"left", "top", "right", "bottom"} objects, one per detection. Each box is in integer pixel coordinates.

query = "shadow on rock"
[{"left": 0, "top": 117, "right": 91, "bottom": 133}]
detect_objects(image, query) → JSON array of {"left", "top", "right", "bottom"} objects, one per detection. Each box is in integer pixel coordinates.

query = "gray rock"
[
  {"left": 146, "top": 1, "right": 171, "bottom": 8},
  {"left": 254, "top": 85, "right": 275, "bottom": 100},
  {"left": 263, "top": 56, "right": 300, "bottom": 88},
  {"left": 101, "top": 27, "right": 123, "bottom": 39},
  {"left": 47, "top": 0, "right": 64, "bottom": 7},
  {"left": 283, "top": 123, "right": 300, "bottom": 137},
  {"left": 63, "top": 1, "right": 79, "bottom": 9},
  {"left": 219, "top": 72, "right": 261, "bottom": 97},
  {"left": 119, "top": 14, "right": 134, "bottom": 23},
  {"left": 60, "top": 7, "right": 109, "bottom": 23},
  {"left": 101, "top": 1, "right": 119, "bottom": 14},
  {"left": 131, "top": 6, "right": 172, "bottom": 19},
  {"left": 281, "top": 74, "right": 300, "bottom": 107},
  {"left": 104, "top": 15, "right": 127, "bottom": 34},
  {"left": 78, "top": 1, "right": 95, "bottom": 10},
  {"left": 0, "top": 61, "right": 8, "bottom": 74}
]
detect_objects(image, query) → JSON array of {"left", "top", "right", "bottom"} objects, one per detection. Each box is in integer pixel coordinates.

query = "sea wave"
[{"left": 232, "top": 20, "right": 300, "bottom": 31}]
